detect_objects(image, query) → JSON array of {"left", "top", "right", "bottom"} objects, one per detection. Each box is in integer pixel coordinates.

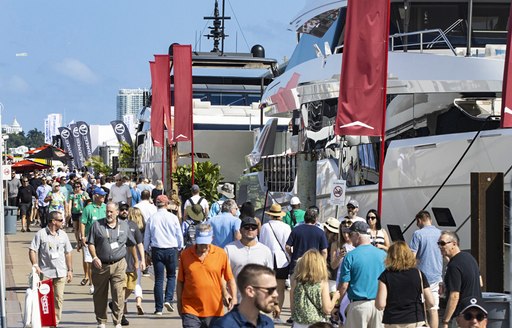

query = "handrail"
[
  {"left": 427, "top": 19, "right": 463, "bottom": 49},
  {"left": 390, "top": 29, "right": 457, "bottom": 55}
]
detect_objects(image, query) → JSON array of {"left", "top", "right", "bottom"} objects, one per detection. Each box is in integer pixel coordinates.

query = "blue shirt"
[
  {"left": 409, "top": 225, "right": 443, "bottom": 284},
  {"left": 144, "top": 208, "right": 183, "bottom": 251},
  {"left": 210, "top": 305, "right": 274, "bottom": 328},
  {"left": 208, "top": 196, "right": 228, "bottom": 220},
  {"left": 339, "top": 244, "right": 386, "bottom": 301},
  {"left": 208, "top": 212, "right": 241, "bottom": 249}
]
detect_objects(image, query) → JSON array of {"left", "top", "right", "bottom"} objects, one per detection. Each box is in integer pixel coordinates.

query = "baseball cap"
[
  {"left": 349, "top": 221, "right": 369, "bottom": 234},
  {"left": 240, "top": 217, "right": 258, "bottom": 228},
  {"left": 195, "top": 228, "right": 213, "bottom": 244},
  {"left": 155, "top": 194, "right": 169, "bottom": 205},
  {"left": 459, "top": 297, "right": 488, "bottom": 315},
  {"left": 347, "top": 199, "right": 359, "bottom": 208},
  {"left": 93, "top": 187, "right": 107, "bottom": 196},
  {"left": 191, "top": 184, "right": 200, "bottom": 192},
  {"left": 324, "top": 217, "right": 340, "bottom": 233},
  {"left": 118, "top": 201, "right": 129, "bottom": 210},
  {"left": 290, "top": 196, "right": 301, "bottom": 205}
]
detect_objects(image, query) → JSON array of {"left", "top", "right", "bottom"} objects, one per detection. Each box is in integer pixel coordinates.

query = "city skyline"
[{"left": 0, "top": 0, "right": 301, "bottom": 132}]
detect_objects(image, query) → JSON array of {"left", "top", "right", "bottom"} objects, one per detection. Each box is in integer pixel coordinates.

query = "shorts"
[
  {"left": 71, "top": 213, "right": 82, "bottom": 222},
  {"left": 83, "top": 247, "right": 93, "bottom": 263},
  {"left": 429, "top": 281, "right": 441, "bottom": 310},
  {"left": 19, "top": 203, "right": 32, "bottom": 216},
  {"left": 125, "top": 272, "right": 137, "bottom": 290},
  {"left": 274, "top": 257, "right": 290, "bottom": 280}
]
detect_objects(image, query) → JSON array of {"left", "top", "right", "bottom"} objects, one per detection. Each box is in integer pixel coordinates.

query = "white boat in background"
[{"left": 238, "top": 0, "right": 511, "bottom": 276}]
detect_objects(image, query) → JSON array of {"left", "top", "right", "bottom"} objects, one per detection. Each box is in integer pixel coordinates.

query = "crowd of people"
[{"left": 17, "top": 168, "right": 489, "bottom": 328}]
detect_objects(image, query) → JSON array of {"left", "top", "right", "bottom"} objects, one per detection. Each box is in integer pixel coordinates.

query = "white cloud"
[
  {"left": 53, "top": 58, "right": 99, "bottom": 84},
  {"left": 8, "top": 75, "right": 29, "bottom": 93}
]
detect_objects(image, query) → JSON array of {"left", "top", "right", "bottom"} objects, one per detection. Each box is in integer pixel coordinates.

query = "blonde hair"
[
  {"left": 128, "top": 207, "right": 145, "bottom": 231},
  {"left": 293, "top": 249, "right": 329, "bottom": 283},
  {"left": 170, "top": 193, "right": 181, "bottom": 206},
  {"left": 385, "top": 241, "right": 417, "bottom": 271}
]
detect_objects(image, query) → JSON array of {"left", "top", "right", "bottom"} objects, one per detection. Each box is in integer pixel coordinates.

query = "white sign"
[
  {"left": 330, "top": 179, "right": 346, "bottom": 206},
  {"left": 2, "top": 165, "right": 12, "bottom": 180}
]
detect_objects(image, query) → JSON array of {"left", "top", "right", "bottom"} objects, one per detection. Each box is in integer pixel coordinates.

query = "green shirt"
[
  {"left": 283, "top": 209, "right": 305, "bottom": 228},
  {"left": 292, "top": 282, "right": 326, "bottom": 324},
  {"left": 81, "top": 202, "right": 106, "bottom": 236},
  {"left": 68, "top": 191, "right": 90, "bottom": 214}
]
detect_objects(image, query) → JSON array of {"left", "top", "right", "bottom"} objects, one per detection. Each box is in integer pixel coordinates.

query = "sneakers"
[
  {"left": 89, "top": 285, "right": 95, "bottom": 295},
  {"left": 97, "top": 324, "right": 106, "bottom": 328},
  {"left": 114, "top": 325, "right": 122, "bottom": 328},
  {"left": 142, "top": 269, "right": 150, "bottom": 277},
  {"left": 164, "top": 302, "right": 174, "bottom": 312},
  {"left": 120, "top": 315, "right": 129, "bottom": 326},
  {"left": 153, "top": 311, "right": 162, "bottom": 315}
]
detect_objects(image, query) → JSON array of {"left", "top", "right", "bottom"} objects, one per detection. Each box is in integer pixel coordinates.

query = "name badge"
[
  {"left": 51, "top": 252, "right": 60, "bottom": 259},
  {"left": 110, "top": 242, "right": 119, "bottom": 250}
]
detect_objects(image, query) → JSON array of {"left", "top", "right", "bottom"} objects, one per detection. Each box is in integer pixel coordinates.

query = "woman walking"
[
  {"left": 128, "top": 207, "right": 146, "bottom": 315},
  {"left": 376, "top": 241, "right": 434, "bottom": 327},
  {"left": 291, "top": 249, "right": 340, "bottom": 327}
]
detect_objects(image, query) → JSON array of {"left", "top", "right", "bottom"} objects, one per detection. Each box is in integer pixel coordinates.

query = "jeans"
[
  {"left": 152, "top": 247, "right": 177, "bottom": 312},
  {"left": 181, "top": 314, "right": 218, "bottom": 328}
]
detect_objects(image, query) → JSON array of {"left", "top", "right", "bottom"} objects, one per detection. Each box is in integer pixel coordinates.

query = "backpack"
[
  {"left": 188, "top": 197, "right": 206, "bottom": 218},
  {"left": 184, "top": 218, "right": 200, "bottom": 248}
]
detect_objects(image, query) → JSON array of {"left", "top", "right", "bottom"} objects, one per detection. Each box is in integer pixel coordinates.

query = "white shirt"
[
  {"left": 224, "top": 240, "right": 273, "bottom": 280},
  {"left": 144, "top": 208, "right": 183, "bottom": 251},
  {"left": 134, "top": 200, "right": 157, "bottom": 223},
  {"left": 183, "top": 194, "right": 209, "bottom": 212},
  {"left": 259, "top": 220, "right": 292, "bottom": 268}
]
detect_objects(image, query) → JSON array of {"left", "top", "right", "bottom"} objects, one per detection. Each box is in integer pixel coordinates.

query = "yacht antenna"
[{"left": 204, "top": 0, "right": 230, "bottom": 54}]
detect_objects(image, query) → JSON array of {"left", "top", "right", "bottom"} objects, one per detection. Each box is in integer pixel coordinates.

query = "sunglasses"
[
  {"left": 252, "top": 286, "right": 277, "bottom": 295},
  {"left": 367, "top": 216, "right": 377, "bottom": 220},
  {"left": 242, "top": 225, "right": 258, "bottom": 231},
  {"left": 462, "top": 312, "right": 487, "bottom": 321},
  {"left": 54, "top": 219, "right": 64, "bottom": 222},
  {"left": 342, "top": 221, "right": 352, "bottom": 226},
  {"left": 437, "top": 240, "right": 454, "bottom": 246}
]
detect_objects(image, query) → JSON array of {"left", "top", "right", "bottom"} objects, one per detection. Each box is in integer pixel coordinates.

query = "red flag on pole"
[
  {"left": 501, "top": 4, "right": 512, "bottom": 128},
  {"left": 335, "top": 0, "right": 390, "bottom": 137},
  {"left": 173, "top": 45, "right": 193, "bottom": 142},
  {"left": 154, "top": 55, "right": 172, "bottom": 142},
  {"left": 149, "top": 61, "right": 164, "bottom": 147}
]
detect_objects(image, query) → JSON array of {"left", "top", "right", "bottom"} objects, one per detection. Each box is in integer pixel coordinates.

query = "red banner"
[
  {"left": 335, "top": 0, "right": 390, "bottom": 137},
  {"left": 155, "top": 55, "right": 172, "bottom": 142},
  {"left": 38, "top": 279, "right": 56, "bottom": 327},
  {"left": 172, "top": 45, "right": 193, "bottom": 142},
  {"left": 149, "top": 61, "right": 163, "bottom": 147},
  {"left": 501, "top": 4, "right": 512, "bottom": 128}
]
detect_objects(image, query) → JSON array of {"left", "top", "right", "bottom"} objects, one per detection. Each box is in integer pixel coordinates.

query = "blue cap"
[
  {"left": 93, "top": 187, "right": 107, "bottom": 196},
  {"left": 195, "top": 228, "right": 213, "bottom": 245}
]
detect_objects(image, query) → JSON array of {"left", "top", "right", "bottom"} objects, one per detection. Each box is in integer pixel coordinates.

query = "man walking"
[
  {"left": 283, "top": 196, "right": 305, "bottom": 228},
  {"left": 208, "top": 183, "right": 235, "bottom": 219},
  {"left": 87, "top": 202, "right": 137, "bottom": 328},
  {"left": 224, "top": 217, "right": 273, "bottom": 281},
  {"left": 144, "top": 195, "right": 183, "bottom": 314},
  {"left": 108, "top": 174, "right": 132, "bottom": 205},
  {"left": 134, "top": 190, "right": 157, "bottom": 223},
  {"left": 345, "top": 199, "right": 365, "bottom": 223},
  {"left": 211, "top": 264, "right": 277, "bottom": 327},
  {"left": 439, "top": 231, "right": 482, "bottom": 327},
  {"left": 409, "top": 210, "right": 443, "bottom": 328},
  {"left": 17, "top": 177, "right": 37, "bottom": 232},
  {"left": 338, "top": 221, "right": 386, "bottom": 328},
  {"left": 208, "top": 199, "right": 241, "bottom": 248},
  {"left": 37, "top": 176, "right": 53, "bottom": 228},
  {"left": 177, "top": 224, "right": 237, "bottom": 327},
  {"left": 183, "top": 184, "right": 209, "bottom": 221},
  {"left": 7, "top": 170, "right": 21, "bottom": 206},
  {"left": 29, "top": 211, "right": 73, "bottom": 326}
]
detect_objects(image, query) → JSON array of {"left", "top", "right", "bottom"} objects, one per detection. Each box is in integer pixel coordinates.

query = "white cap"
[{"left": 290, "top": 196, "right": 301, "bottom": 205}]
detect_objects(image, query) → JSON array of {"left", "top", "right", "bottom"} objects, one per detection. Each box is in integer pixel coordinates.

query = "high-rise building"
[
  {"left": 116, "top": 88, "right": 147, "bottom": 120},
  {"left": 44, "top": 113, "right": 62, "bottom": 144}
]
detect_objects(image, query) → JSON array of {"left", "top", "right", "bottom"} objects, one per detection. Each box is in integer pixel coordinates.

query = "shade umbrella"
[
  {"left": 26, "top": 144, "right": 71, "bottom": 163},
  {"left": 12, "top": 159, "right": 52, "bottom": 172}
]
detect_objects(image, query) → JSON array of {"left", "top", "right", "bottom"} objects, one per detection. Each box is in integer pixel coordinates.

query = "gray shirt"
[
  {"left": 7, "top": 177, "right": 21, "bottom": 198},
  {"left": 87, "top": 218, "right": 135, "bottom": 263},
  {"left": 29, "top": 228, "right": 73, "bottom": 278}
]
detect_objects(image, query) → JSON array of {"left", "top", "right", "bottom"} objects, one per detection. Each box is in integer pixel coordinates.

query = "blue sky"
[{"left": 0, "top": 0, "right": 303, "bottom": 132}]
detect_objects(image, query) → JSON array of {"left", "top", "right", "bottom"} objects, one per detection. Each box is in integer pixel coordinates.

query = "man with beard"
[
  {"left": 344, "top": 199, "right": 365, "bottom": 223},
  {"left": 88, "top": 202, "right": 137, "bottom": 328},
  {"left": 211, "top": 264, "right": 277, "bottom": 327}
]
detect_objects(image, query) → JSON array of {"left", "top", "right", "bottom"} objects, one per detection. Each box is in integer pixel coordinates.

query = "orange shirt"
[{"left": 178, "top": 244, "right": 234, "bottom": 317}]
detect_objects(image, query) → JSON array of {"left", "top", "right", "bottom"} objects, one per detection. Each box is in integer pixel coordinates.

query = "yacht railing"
[{"left": 389, "top": 29, "right": 457, "bottom": 55}]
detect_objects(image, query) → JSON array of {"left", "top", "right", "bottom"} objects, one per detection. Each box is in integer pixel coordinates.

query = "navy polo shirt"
[{"left": 210, "top": 305, "right": 274, "bottom": 328}]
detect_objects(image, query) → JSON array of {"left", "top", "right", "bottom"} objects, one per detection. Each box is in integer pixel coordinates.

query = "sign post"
[{"left": 330, "top": 179, "right": 347, "bottom": 206}]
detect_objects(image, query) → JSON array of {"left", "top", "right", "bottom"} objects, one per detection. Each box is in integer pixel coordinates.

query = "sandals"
[
  {"left": 80, "top": 278, "right": 89, "bottom": 286},
  {"left": 136, "top": 304, "right": 145, "bottom": 315}
]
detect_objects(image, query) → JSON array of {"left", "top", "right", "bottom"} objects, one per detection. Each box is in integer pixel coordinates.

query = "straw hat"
[
  {"left": 265, "top": 203, "right": 286, "bottom": 217},
  {"left": 323, "top": 217, "right": 340, "bottom": 234}
]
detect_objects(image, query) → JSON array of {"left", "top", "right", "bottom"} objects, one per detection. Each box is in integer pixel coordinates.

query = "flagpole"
[
  {"left": 161, "top": 105, "right": 165, "bottom": 181},
  {"left": 191, "top": 112, "right": 195, "bottom": 185}
]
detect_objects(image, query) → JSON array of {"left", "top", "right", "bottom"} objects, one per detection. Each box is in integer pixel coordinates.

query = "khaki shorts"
[{"left": 125, "top": 272, "right": 137, "bottom": 290}]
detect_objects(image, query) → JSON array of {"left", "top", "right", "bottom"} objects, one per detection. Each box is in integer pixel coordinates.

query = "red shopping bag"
[{"left": 38, "top": 279, "right": 56, "bottom": 327}]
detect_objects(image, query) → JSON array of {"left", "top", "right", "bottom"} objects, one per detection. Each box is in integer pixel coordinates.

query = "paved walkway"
[{"left": 5, "top": 222, "right": 291, "bottom": 327}]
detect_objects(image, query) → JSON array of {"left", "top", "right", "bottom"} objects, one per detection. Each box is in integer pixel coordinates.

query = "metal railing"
[
  {"left": 389, "top": 29, "right": 457, "bottom": 55},
  {"left": 262, "top": 154, "right": 297, "bottom": 192}
]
